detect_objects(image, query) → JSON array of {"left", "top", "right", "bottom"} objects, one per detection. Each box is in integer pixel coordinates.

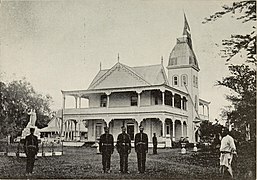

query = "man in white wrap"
[{"left": 219, "top": 127, "right": 237, "bottom": 178}]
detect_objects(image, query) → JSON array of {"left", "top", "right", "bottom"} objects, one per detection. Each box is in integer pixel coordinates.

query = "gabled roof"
[{"left": 88, "top": 62, "right": 168, "bottom": 90}]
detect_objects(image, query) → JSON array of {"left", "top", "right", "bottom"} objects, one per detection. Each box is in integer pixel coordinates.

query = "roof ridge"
[{"left": 131, "top": 64, "right": 162, "bottom": 68}]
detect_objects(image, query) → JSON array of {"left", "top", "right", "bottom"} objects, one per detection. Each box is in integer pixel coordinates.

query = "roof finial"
[
  {"left": 100, "top": 62, "right": 102, "bottom": 70},
  {"left": 161, "top": 56, "right": 163, "bottom": 65},
  {"left": 117, "top": 53, "right": 120, "bottom": 63}
]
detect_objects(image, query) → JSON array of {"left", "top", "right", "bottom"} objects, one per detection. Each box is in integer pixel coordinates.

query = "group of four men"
[{"left": 99, "top": 125, "right": 153, "bottom": 174}]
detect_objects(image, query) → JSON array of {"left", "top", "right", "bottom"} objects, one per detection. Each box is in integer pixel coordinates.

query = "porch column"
[
  {"left": 79, "top": 97, "right": 81, "bottom": 108},
  {"left": 75, "top": 97, "right": 78, "bottom": 109},
  {"left": 202, "top": 105, "right": 205, "bottom": 115},
  {"left": 63, "top": 95, "right": 66, "bottom": 110},
  {"left": 74, "top": 121, "right": 77, "bottom": 141},
  {"left": 181, "top": 121, "right": 184, "bottom": 138},
  {"left": 78, "top": 120, "right": 81, "bottom": 141},
  {"left": 106, "top": 92, "right": 111, "bottom": 108},
  {"left": 172, "top": 121, "right": 175, "bottom": 141},
  {"left": 181, "top": 98, "right": 183, "bottom": 109},
  {"left": 136, "top": 90, "right": 142, "bottom": 107},
  {"left": 207, "top": 106, "right": 210, "bottom": 119},
  {"left": 162, "top": 90, "right": 165, "bottom": 105},
  {"left": 159, "top": 118, "right": 165, "bottom": 138},
  {"left": 135, "top": 117, "right": 144, "bottom": 133},
  {"left": 171, "top": 94, "right": 174, "bottom": 107}
]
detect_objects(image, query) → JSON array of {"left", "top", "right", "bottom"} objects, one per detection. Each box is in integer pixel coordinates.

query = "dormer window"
[{"left": 173, "top": 76, "right": 178, "bottom": 86}]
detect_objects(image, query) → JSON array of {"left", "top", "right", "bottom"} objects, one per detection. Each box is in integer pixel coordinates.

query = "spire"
[
  {"left": 183, "top": 13, "right": 191, "bottom": 38},
  {"left": 183, "top": 13, "right": 192, "bottom": 49},
  {"left": 161, "top": 56, "right": 163, "bottom": 65},
  {"left": 117, "top": 53, "right": 120, "bottom": 63},
  {"left": 100, "top": 62, "right": 102, "bottom": 70}
]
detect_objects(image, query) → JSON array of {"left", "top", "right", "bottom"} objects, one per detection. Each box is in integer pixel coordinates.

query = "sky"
[{"left": 0, "top": 0, "right": 252, "bottom": 122}]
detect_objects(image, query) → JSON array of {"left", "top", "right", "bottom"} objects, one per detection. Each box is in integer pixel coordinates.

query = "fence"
[{"left": 0, "top": 140, "right": 63, "bottom": 157}]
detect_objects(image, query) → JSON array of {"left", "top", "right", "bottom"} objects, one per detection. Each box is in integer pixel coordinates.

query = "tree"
[
  {"left": 203, "top": 1, "right": 256, "bottom": 140},
  {"left": 0, "top": 78, "right": 53, "bottom": 139},
  {"left": 203, "top": 0, "right": 256, "bottom": 64}
]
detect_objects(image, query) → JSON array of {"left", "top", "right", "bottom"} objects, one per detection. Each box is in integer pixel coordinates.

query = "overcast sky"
[{"left": 0, "top": 0, "right": 252, "bottom": 122}]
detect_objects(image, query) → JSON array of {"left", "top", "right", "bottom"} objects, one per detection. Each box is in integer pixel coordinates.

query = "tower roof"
[{"left": 167, "top": 14, "right": 199, "bottom": 71}]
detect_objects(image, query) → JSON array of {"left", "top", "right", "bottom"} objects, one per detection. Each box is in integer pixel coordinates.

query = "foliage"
[
  {"left": 203, "top": 1, "right": 256, "bottom": 140},
  {"left": 203, "top": 0, "right": 256, "bottom": 63},
  {"left": 199, "top": 121, "right": 223, "bottom": 144},
  {"left": 217, "top": 64, "right": 256, "bottom": 138},
  {"left": 0, "top": 78, "right": 53, "bottom": 138}
]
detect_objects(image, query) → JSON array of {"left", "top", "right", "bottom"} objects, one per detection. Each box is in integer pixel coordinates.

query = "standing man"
[
  {"left": 24, "top": 127, "right": 39, "bottom": 175},
  {"left": 152, "top": 133, "right": 157, "bottom": 154},
  {"left": 220, "top": 127, "right": 237, "bottom": 179},
  {"left": 99, "top": 127, "right": 114, "bottom": 173},
  {"left": 135, "top": 125, "right": 148, "bottom": 173},
  {"left": 116, "top": 126, "right": 131, "bottom": 173}
]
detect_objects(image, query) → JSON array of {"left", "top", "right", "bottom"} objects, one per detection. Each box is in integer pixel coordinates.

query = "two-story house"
[{"left": 60, "top": 15, "right": 210, "bottom": 147}]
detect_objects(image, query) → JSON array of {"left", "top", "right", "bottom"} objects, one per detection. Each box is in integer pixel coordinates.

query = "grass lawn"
[{"left": 0, "top": 145, "right": 255, "bottom": 179}]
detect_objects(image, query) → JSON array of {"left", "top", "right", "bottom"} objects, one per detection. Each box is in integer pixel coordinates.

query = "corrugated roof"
[
  {"left": 88, "top": 63, "right": 168, "bottom": 90},
  {"left": 132, "top": 64, "right": 168, "bottom": 85}
]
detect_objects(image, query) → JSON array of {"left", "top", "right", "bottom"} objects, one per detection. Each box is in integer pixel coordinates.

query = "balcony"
[{"left": 63, "top": 105, "right": 188, "bottom": 118}]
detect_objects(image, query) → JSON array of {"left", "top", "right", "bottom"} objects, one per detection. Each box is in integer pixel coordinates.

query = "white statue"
[{"left": 28, "top": 109, "right": 37, "bottom": 127}]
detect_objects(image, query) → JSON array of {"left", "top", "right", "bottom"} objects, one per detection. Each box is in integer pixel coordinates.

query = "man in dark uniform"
[
  {"left": 135, "top": 125, "right": 148, "bottom": 173},
  {"left": 116, "top": 126, "right": 131, "bottom": 173},
  {"left": 152, "top": 133, "right": 157, "bottom": 154},
  {"left": 99, "top": 127, "right": 114, "bottom": 173},
  {"left": 24, "top": 127, "right": 39, "bottom": 175}
]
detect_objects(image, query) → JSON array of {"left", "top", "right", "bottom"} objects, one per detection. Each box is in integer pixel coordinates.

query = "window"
[
  {"left": 174, "top": 94, "right": 181, "bottom": 109},
  {"left": 131, "top": 95, "right": 138, "bottom": 106},
  {"left": 100, "top": 95, "right": 107, "bottom": 107},
  {"left": 173, "top": 76, "right": 178, "bottom": 86},
  {"left": 181, "top": 75, "right": 187, "bottom": 86}
]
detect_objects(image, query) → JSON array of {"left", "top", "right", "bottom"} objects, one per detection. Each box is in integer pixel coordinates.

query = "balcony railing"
[{"left": 64, "top": 105, "right": 188, "bottom": 117}]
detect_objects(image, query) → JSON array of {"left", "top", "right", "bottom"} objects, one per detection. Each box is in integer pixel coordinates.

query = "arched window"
[
  {"left": 174, "top": 94, "right": 181, "bottom": 108},
  {"left": 173, "top": 75, "right": 179, "bottom": 86},
  {"left": 181, "top": 74, "right": 187, "bottom": 86}
]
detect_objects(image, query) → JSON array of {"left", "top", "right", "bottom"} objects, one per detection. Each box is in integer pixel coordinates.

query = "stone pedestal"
[
  {"left": 181, "top": 143, "right": 186, "bottom": 154},
  {"left": 165, "top": 137, "right": 172, "bottom": 148},
  {"left": 193, "top": 143, "right": 198, "bottom": 152}
]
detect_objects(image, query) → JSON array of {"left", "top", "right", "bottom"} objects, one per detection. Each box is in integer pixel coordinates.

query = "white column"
[
  {"left": 181, "top": 121, "right": 184, "bottom": 137},
  {"left": 172, "top": 94, "right": 174, "bottom": 107},
  {"left": 203, "top": 105, "right": 205, "bottom": 115},
  {"left": 79, "top": 97, "right": 81, "bottom": 108},
  {"left": 75, "top": 97, "right": 78, "bottom": 109},
  {"left": 162, "top": 121, "right": 165, "bottom": 137},
  {"left": 207, "top": 106, "right": 210, "bottom": 119},
  {"left": 106, "top": 92, "right": 111, "bottom": 108},
  {"left": 63, "top": 95, "right": 66, "bottom": 110},
  {"left": 162, "top": 91, "right": 165, "bottom": 105},
  {"left": 138, "top": 93, "right": 141, "bottom": 107},
  {"left": 181, "top": 98, "right": 183, "bottom": 109},
  {"left": 172, "top": 121, "right": 175, "bottom": 141}
]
